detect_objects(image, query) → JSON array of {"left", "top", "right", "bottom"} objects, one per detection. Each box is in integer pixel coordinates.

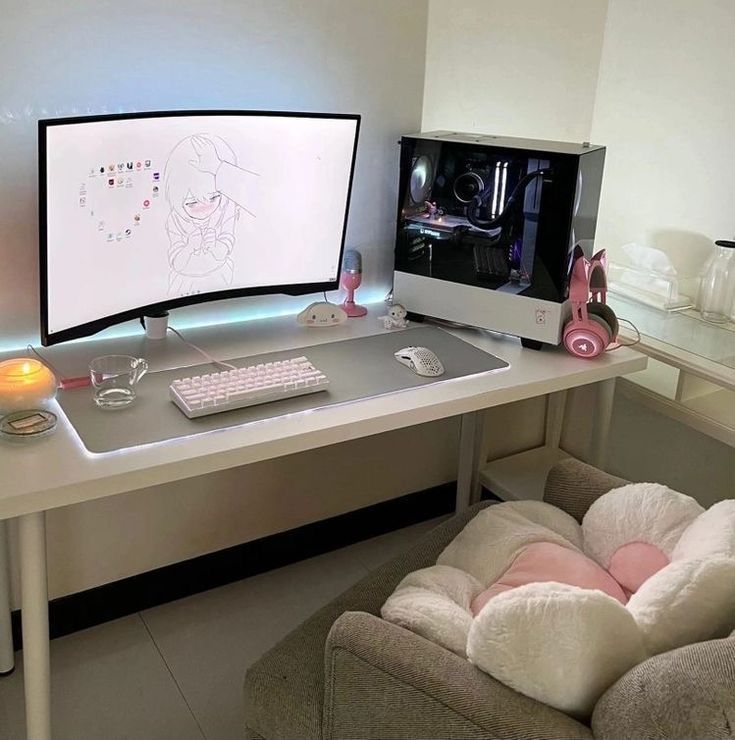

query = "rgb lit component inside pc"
[
  {"left": 39, "top": 110, "right": 360, "bottom": 345},
  {"left": 393, "top": 132, "right": 606, "bottom": 347}
]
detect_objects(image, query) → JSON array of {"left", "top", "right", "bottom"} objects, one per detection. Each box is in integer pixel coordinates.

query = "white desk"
[{"left": 0, "top": 308, "right": 646, "bottom": 739}]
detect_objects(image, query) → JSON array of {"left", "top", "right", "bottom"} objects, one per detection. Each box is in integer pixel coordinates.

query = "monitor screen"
[{"left": 39, "top": 110, "right": 360, "bottom": 345}]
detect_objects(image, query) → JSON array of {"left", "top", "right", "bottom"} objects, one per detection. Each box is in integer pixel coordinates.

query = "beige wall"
[
  {"left": 423, "top": 0, "right": 735, "bottom": 286},
  {"left": 422, "top": 0, "right": 609, "bottom": 141},
  {"left": 591, "top": 0, "right": 735, "bottom": 289}
]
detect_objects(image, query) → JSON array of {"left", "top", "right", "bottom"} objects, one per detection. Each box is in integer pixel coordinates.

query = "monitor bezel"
[{"left": 39, "top": 109, "right": 361, "bottom": 346}]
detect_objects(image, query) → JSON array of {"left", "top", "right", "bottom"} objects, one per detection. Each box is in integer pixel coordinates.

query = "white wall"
[
  {"left": 422, "top": 0, "right": 609, "bottom": 141},
  {"left": 0, "top": 0, "right": 428, "bottom": 349},
  {"left": 591, "top": 0, "right": 735, "bottom": 282},
  {"left": 1, "top": 0, "right": 439, "bottom": 605}
]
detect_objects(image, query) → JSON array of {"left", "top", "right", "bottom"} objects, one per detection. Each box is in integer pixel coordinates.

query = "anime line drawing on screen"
[{"left": 164, "top": 134, "right": 259, "bottom": 296}]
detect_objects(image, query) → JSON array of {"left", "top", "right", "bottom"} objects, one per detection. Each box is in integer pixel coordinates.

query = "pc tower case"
[{"left": 393, "top": 132, "right": 605, "bottom": 347}]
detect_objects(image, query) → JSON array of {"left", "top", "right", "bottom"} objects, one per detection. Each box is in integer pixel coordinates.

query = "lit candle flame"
[{"left": 0, "top": 358, "right": 56, "bottom": 413}]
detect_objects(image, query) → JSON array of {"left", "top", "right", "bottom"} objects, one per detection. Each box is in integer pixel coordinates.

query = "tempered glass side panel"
[
  {"left": 395, "top": 137, "right": 600, "bottom": 303},
  {"left": 573, "top": 147, "right": 606, "bottom": 248}
]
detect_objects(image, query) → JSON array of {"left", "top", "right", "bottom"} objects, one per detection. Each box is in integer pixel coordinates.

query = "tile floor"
[{"left": 0, "top": 517, "right": 446, "bottom": 740}]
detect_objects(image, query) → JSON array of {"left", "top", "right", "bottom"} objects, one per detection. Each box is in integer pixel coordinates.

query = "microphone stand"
[{"left": 340, "top": 270, "right": 367, "bottom": 317}]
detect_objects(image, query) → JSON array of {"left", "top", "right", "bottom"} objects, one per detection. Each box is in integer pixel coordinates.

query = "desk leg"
[
  {"left": 544, "top": 390, "right": 568, "bottom": 450},
  {"left": 0, "top": 520, "right": 15, "bottom": 676},
  {"left": 19, "top": 512, "right": 51, "bottom": 740},
  {"left": 0, "top": 520, "right": 14, "bottom": 675},
  {"left": 456, "top": 411, "right": 485, "bottom": 511},
  {"left": 590, "top": 378, "right": 616, "bottom": 470}
]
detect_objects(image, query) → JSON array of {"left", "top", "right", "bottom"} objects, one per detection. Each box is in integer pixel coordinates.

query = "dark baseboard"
[{"left": 11, "top": 482, "right": 465, "bottom": 651}]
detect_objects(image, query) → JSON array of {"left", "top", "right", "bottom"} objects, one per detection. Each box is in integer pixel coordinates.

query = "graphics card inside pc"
[{"left": 393, "top": 132, "right": 605, "bottom": 347}]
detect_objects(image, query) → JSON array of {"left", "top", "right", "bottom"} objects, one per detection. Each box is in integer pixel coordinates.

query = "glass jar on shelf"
[{"left": 700, "top": 239, "right": 735, "bottom": 323}]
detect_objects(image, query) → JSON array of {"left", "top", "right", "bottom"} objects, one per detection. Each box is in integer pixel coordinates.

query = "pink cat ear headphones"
[{"left": 563, "top": 249, "right": 619, "bottom": 358}]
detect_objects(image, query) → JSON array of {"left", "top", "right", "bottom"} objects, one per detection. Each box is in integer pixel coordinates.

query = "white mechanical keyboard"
[{"left": 169, "top": 356, "right": 330, "bottom": 418}]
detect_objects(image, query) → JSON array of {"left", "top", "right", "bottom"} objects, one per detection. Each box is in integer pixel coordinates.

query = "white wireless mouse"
[{"left": 394, "top": 346, "right": 445, "bottom": 377}]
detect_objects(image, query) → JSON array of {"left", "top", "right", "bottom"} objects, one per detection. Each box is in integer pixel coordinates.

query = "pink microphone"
[{"left": 340, "top": 249, "right": 367, "bottom": 317}]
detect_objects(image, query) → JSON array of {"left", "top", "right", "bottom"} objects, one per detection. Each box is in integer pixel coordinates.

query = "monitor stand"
[{"left": 142, "top": 312, "right": 169, "bottom": 340}]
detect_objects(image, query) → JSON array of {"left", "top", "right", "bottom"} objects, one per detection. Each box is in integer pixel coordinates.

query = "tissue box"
[
  {"left": 607, "top": 243, "right": 699, "bottom": 311},
  {"left": 608, "top": 262, "right": 698, "bottom": 310}
]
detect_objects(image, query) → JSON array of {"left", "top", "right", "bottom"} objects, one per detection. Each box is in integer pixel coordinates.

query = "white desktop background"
[{"left": 46, "top": 115, "right": 357, "bottom": 335}]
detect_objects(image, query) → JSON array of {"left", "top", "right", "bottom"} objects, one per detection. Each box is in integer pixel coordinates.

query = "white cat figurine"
[{"left": 380, "top": 304, "right": 409, "bottom": 330}]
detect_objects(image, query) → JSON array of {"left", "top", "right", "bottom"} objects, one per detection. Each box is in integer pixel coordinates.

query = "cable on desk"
[
  {"left": 26, "top": 344, "right": 61, "bottom": 375},
  {"left": 167, "top": 326, "right": 238, "bottom": 370},
  {"left": 26, "top": 344, "right": 91, "bottom": 389},
  {"left": 609, "top": 317, "right": 642, "bottom": 350}
]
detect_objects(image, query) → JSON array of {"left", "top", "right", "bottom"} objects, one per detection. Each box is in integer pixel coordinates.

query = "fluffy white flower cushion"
[
  {"left": 439, "top": 500, "right": 643, "bottom": 717},
  {"left": 383, "top": 501, "right": 640, "bottom": 715},
  {"left": 381, "top": 489, "right": 735, "bottom": 717}
]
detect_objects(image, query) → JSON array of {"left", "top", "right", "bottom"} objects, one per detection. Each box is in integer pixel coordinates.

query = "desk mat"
[{"left": 57, "top": 326, "right": 508, "bottom": 454}]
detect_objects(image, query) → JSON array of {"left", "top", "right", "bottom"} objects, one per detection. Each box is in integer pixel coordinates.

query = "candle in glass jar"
[{"left": 0, "top": 359, "right": 57, "bottom": 414}]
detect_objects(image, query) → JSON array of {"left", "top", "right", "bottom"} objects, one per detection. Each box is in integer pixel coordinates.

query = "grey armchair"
[{"left": 244, "top": 459, "right": 735, "bottom": 739}]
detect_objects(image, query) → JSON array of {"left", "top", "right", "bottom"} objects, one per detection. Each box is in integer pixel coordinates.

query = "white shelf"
[{"left": 480, "top": 446, "right": 575, "bottom": 502}]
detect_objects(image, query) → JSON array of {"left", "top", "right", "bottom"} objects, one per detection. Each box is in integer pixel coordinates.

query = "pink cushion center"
[
  {"left": 471, "top": 542, "right": 628, "bottom": 616},
  {"left": 608, "top": 541, "right": 669, "bottom": 596}
]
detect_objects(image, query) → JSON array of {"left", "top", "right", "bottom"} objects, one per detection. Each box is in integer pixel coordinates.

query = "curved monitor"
[{"left": 39, "top": 110, "right": 360, "bottom": 346}]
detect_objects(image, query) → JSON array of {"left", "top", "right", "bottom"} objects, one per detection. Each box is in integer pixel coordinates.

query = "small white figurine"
[{"left": 380, "top": 304, "right": 409, "bottom": 330}]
